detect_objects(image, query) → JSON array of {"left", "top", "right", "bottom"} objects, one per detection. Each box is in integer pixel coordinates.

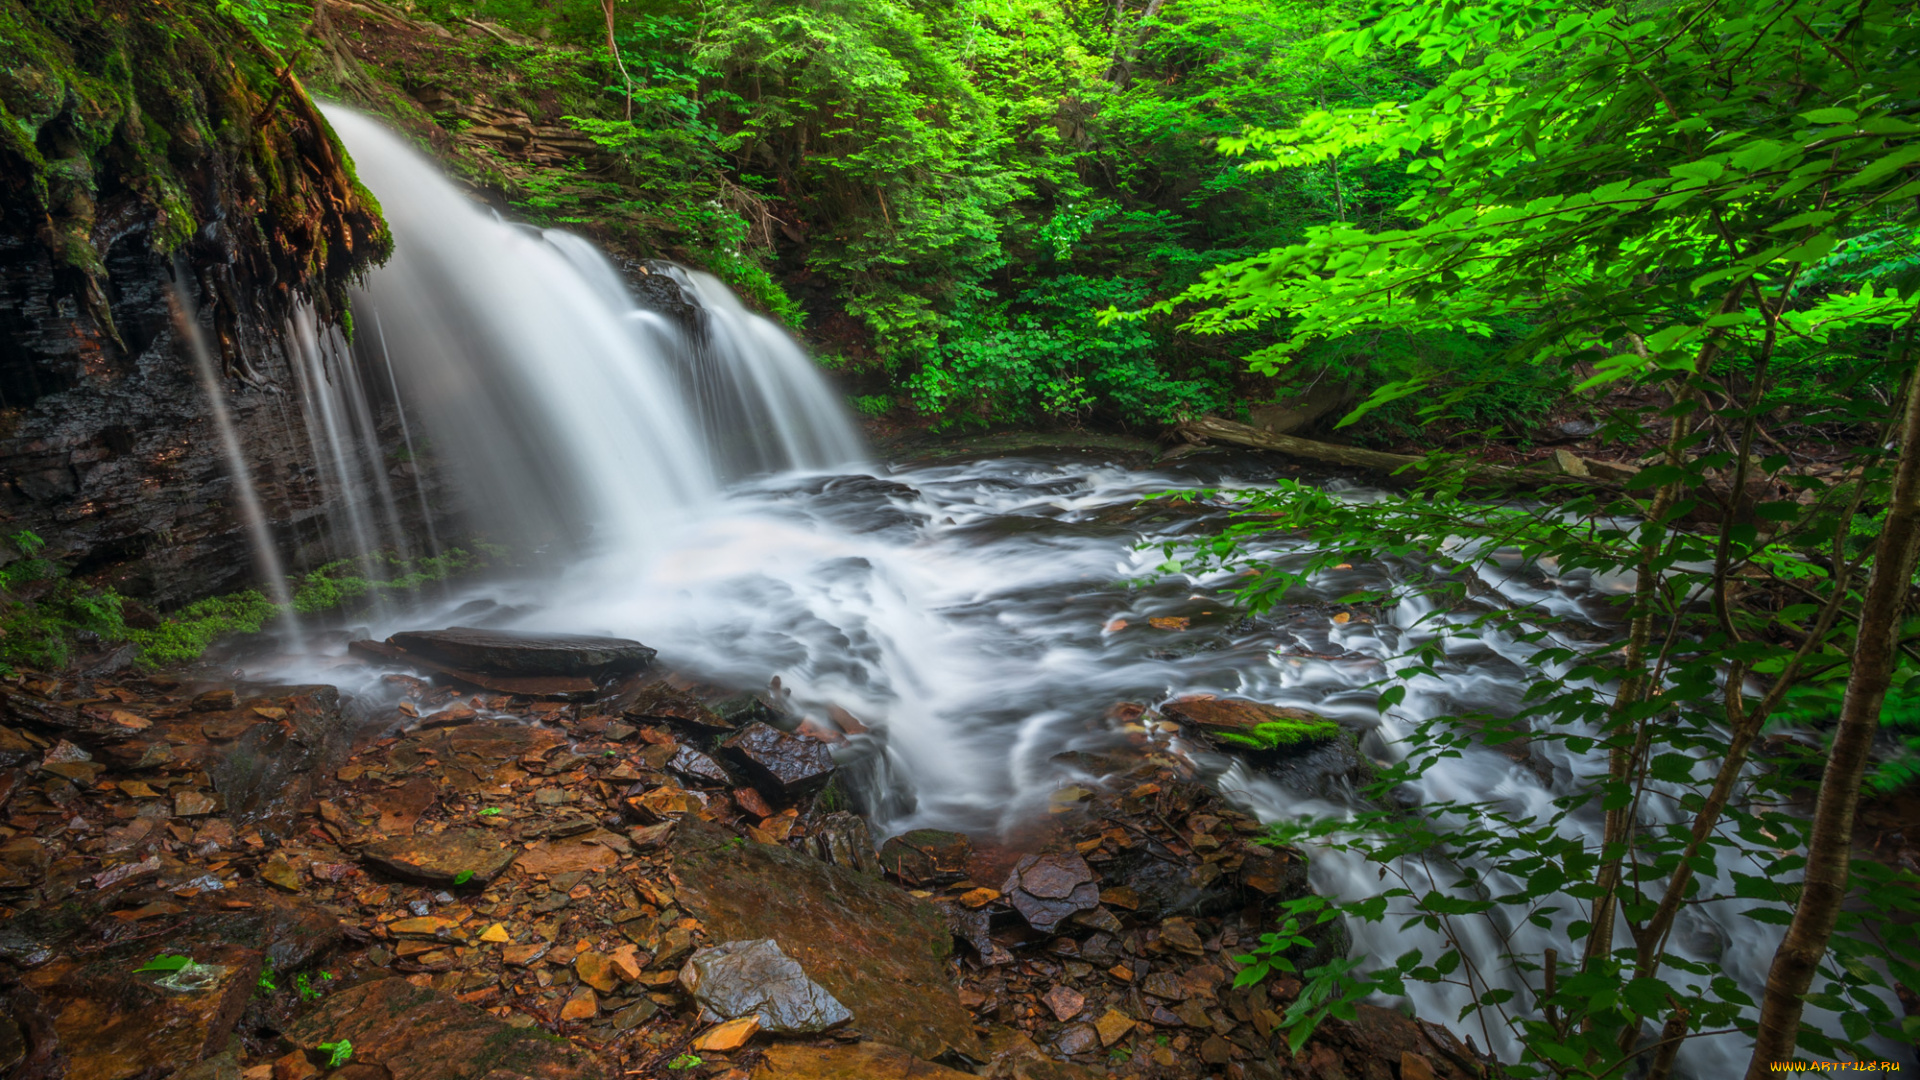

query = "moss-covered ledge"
[{"left": 0, "top": 0, "right": 390, "bottom": 357}]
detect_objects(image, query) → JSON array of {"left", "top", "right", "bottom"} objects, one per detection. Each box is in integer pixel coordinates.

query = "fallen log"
[{"left": 1173, "top": 415, "right": 1634, "bottom": 490}]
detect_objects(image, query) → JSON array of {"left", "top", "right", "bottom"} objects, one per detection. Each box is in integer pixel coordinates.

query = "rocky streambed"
[{"left": 0, "top": 626, "right": 1480, "bottom": 1080}]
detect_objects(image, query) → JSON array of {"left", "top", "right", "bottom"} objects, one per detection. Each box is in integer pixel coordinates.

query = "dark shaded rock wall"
[{"left": 0, "top": 0, "right": 411, "bottom": 606}]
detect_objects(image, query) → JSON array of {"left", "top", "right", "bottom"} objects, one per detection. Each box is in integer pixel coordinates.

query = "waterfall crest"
[{"left": 318, "top": 105, "right": 864, "bottom": 556}]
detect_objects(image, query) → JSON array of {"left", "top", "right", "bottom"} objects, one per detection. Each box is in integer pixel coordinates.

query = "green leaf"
[
  {"left": 1800, "top": 107, "right": 1859, "bottom": 124},
  {"left": 454, "top": 870, "right": 476, "bottom": 886},
  {"left": 317, "top": 1041, "right": 354, "bottom": 1069},
  {"left": 137, "top": 955, "right": 193, "bottom": 973}
]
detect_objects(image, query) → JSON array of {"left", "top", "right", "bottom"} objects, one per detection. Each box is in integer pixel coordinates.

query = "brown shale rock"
[
  {"left": 360, "top": 829, "right": 518, "bottom": 886},
  {"left": 876, "top": 829, "right": 971, "bottom": 886},
  {"left": 671, "top": 819, "right": 978, "bottom": 1061},
  {"left": 286, "top": 978, "right": 605, "bottom": 1080},
  {"left": 751, "top": 1043, "right": 974, "bottom": 1080},
  {"left": 18, "top": 942, "right": 262, "bottom": 1080}
]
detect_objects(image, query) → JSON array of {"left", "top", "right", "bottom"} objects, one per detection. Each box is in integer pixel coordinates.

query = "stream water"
[{"left": 246, "top": 108, "right": 1905, "bottom": 1075}]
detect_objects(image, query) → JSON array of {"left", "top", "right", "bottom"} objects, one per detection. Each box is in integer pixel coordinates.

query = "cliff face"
[{"left": 0, "top": 0, "right": 404, "bottom": 606}]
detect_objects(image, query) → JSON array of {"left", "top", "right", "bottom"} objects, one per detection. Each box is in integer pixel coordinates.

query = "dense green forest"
[
  {"left": 6, "top": 0, "right": 1920, "bottom": 1075},
  {"left": 288, "top": 0, "right": 1456, "bottom": 434}
]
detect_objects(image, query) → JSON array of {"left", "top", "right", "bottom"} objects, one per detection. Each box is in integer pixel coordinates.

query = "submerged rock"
[
  {"left": 286, "top": 978, "right": 606, "bottom": 1080},
  {"left": 387, "top": 626, "right": 656, "bottom": 677},
  {"left": 672, "top": 819, "right": 978, "bottom": 1060},
  {"left": 678, "top": 938, "right": 852, "bottom": 1033},
  {"left": 877, "top": 829, "right": 971, "bottom": 886}
]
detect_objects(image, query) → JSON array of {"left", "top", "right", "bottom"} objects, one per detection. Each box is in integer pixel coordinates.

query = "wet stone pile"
[{"left": 0, "top": 630, "right": 1483, "bottom": 1080}]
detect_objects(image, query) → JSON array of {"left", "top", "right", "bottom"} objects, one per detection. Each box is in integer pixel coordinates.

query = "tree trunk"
[
  {"left": 1173, "top": 415, "right": 1615, "bottom": 490},
  {"left": 1744, "top": 342, "right": 1920, "bottom": 1076}
]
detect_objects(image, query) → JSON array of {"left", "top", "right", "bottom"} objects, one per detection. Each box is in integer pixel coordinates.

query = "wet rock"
[
  {"left": 679, "top": 938, "right": 852, "bottom": 1034},
  {"left": 1041, "top": 985, "right": 1085, "bottom": 1021},
  {"left": 1160, "top": 696, "right": 1334, "bottom": 740},
  {"left": 519, "top": 834, "right": 622, "bottom": 873},
  {"left": 18, "top": 942, "right": 262, "bottom": 1080},
  {"left": 751, "top": 1042, "right": 976, "bottom": 1080},
  {"left": 672, "top": 819, "right": 979, "bottom": 1060},
  {"left": 721, "top": 722, "right": 835, "bottom": 799},
  {"left": 808, "top": 811, "right": 877, "bottom": 875},
  {"left": 360, "top": 829, "right": 518, "bottom": 886},
  {"left": 286, "top": 978, "right": 606, "bottom": 1080},
  {"left": 387, "top": 626, "right": 656, "bottom": 677},
  {"left": 690, "top": 1015, "right": 760, "bottom": 1052},
  {"left": 201, "top": 686, "right": 360, "bottom": 829},
  {"left": 1052, "top": 1024, "right": 1099, "bottom": 1056},
  {"left": 1001, "top": 853, "right": 1099, "bottom": 932},
  {"left": 0, "top": 1013, "right": 22, "bottom": 1074},
  {"left": 349, "top": 639, "right": 598, "bottom": 699},
  {"left": 877, "top": 829, "right": 971, "bottom": 886},
  {"left": 668, "top": 744, "right": 734, "bottom": 786},
  {"left": 0, "top": 688, "right": 147, "bottom": 747},
  {"left": 621, "top": 683, "right": 734, "bottom": 732}
]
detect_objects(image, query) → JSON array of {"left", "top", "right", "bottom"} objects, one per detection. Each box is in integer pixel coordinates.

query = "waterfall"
[
  {"left": 318, "top": 105, "right": 864, "bottom": 558},
  {"left": 167, "top": 267, "right": 302, "bottom": 644}
]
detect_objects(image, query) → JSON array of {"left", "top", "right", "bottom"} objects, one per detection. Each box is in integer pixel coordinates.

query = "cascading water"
[
  {"left": 258, "top": 108, "right": 1905, "bottom": 1076},
  {"left": 317, "top": 106, "right": 863, "bottom": 558}
]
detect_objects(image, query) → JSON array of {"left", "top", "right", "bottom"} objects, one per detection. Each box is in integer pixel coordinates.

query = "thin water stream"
[{"left": 237, "top": 108, "right": 1907, "bottom": 1075}]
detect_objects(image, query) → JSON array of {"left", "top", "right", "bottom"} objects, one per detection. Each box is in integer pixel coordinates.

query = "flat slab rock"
[
  {"left": 670, "top": 820, "right": 978, "bottom": 1061},
  {"left": 751, "top": 1042, "right": 974, "bottom": 1079},
  {"left": 360, "top": 828, "right": 519, "bottom": 886},
  {"left": 287, "top": 977, "right": 606, "bottom": 1080},
  {"left": 19, "top": 943, "right": 261, "bottom": 1080},
  {"left": 387, "top": 627, "right": 656, "bottom": 677}
]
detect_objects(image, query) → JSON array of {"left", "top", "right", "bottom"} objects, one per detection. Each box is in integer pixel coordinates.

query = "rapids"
[{"left": 243, "top": 107, "right": 1906, "bottom": 1076}]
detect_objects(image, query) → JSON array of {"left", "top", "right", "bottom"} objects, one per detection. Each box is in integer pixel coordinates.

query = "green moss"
[
  {"left": 1, "top": 543, "right": 495, "bottom": 675},
  {"left": 1214, "top": 717, "right": 1344, "bottom": 750}
]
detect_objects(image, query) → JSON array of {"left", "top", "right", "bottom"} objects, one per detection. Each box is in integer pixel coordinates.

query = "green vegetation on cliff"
[{"left": 0, "top": 0, "right": 391, "bottom": 336}]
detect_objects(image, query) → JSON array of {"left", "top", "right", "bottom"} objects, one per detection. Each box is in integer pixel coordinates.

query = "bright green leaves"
[
  {"left": 135, "top": 954, "right": 193, "bottom": 974},
  {"left": 1155, "top": 0, "right": 1920, "bottom": 416}
]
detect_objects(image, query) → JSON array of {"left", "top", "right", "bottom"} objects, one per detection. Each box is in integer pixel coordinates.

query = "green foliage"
[
  {"left": 1151, "top": 0, "right": 1920, "bottom": 1070},
  {"left": 135, "top": 955, "right": 194, "bottom": 974},
  {"left": 316, "top": 1041, "right": 353, "bottom": 1069},
  {"left": 0, "top": 543, "right": 494, "bottom": 676},
  {"left": 0, "top": 531, "right": 129, "bottom": 675},
  {"left": 125, "top": 592, "right": 281, "bottom": 669},
  {"left": 667, "top": 1053, "right": 702, "bottom": 1071},
  {"left": 848, "top": 394, "right": 893, "bottom": 418},
  {"left": 291, "top": 549, "right": 484, "bottom": 615}
]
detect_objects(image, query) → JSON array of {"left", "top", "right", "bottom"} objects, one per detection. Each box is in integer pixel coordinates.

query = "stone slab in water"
[
  {"left": 286, "top": 977, "right": 606, "bottom": 1080},
  {"left": 387, "top": 626, "right": 656, "bottom": 677},
  {"left": 671, "top": 819, "right": 979, "bottom": 1061},
  {"left": 877, "top": 829, "right": 971, "bottom": 886},
  {"left": 349, "top": 638, "right": 598, "bottom": 698},
  {"left": 1159, "top": 695, "right": 1332, "bottom": 738}
]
